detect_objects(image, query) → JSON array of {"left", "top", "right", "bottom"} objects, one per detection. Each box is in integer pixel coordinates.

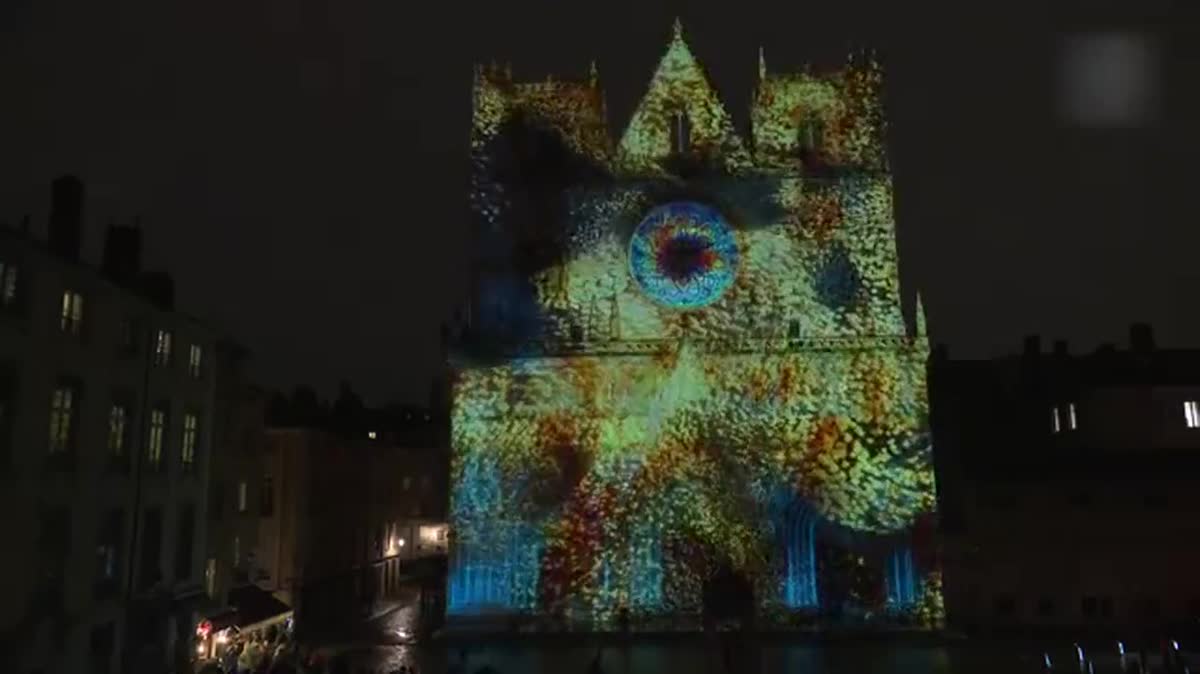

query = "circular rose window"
[{"left": 628, "top": 201, "right": 739, "bottom": 309}]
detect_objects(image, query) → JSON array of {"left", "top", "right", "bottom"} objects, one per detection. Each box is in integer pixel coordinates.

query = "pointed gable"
[{"left": 616, "top": 20, "right": 751, "bottom": 175}]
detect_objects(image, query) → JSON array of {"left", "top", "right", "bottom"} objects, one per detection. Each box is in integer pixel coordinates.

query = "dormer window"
[{"left": 670, "top": 110, "right": 691, "bottom": 154}]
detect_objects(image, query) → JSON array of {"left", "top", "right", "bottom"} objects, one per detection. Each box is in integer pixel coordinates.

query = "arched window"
[
  {"left": 670, "top": 110, "right": 691, "bottom": 154},
  {"left": 798, "top": 116, "right": 823, "bottom": 154}
]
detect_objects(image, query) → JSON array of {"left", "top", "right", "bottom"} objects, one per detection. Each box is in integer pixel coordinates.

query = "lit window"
[
  {"left": 419, "top": 524, "right": 448, "bottom": 545},
  {"left": 237, "top": 481, "right": 247, "bottom": 513},
  {"left": 1051, "top": 407, "right": 1061, "bottom": 434},
  {"left": 147, "top": 408, "right": 166, "bottom": 468},
  {"left": 60, "top": 291, "right": 84, "bottom": 335},
  {"left": 232, "top": 535, "right": 240, "bottom": 565},
  {"left": 181, "top": 413, "right": 198, "bottom": 472},
  {"left": 1186, "top": 401, "right": 1200, "bottom": 429},
  {"left": 0, "top": 261, "right": 17, "bottom": 306},
  {"left": 154, "top": 330, "right": 172, "bottom": 367},
  {"left": 48, "top": 385, "right": 75, "bottom": 453},
  {"left": 1068, "top": 403, "right": 1078, "bottom": 431},
  {"left": 188, "top": 345, "right": 202, "bottom": 379},
  {"left": 402, "top": 476, "right": 412, "bottom": 491},
  {"left": 108, "top": 404, "right": 128, "bottom": 456}
]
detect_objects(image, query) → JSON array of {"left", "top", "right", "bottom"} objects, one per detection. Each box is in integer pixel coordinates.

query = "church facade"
[{"left": 447, "top": 21, "right": 942, "bottom": 629}]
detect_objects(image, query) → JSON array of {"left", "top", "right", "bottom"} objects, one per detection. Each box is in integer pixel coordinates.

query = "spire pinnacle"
[
  {"left": 758, "top": 46, "right": 766, "bottom": 80},
  {"left": 672, "top": 17, "right": 684, "bottom": 40},
  {"left": 589, "top": 59, "right": 599, "bottom": 88},
  {"left": 915, "top": 292, "right": 927, "bottom": 338}
]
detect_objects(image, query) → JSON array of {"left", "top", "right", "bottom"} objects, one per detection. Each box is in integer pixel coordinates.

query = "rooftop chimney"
[
  {"left": 1053, "top": 340, "right": 1069, "bottom": 358},
  {"left": 1022, "top": 334, "right": 1041, "bottom": 358},
  {"left": 1130, "top": 323, "right": 1155, "bottom": 353},
  {"left": 102, "top": 221, "right": 143, "bottom": 286},
  {"left": 48, "top": 176, "right": 84, "bottom": 262}
]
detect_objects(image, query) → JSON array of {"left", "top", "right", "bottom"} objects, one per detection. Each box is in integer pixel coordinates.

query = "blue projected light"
[{"left": 628, "top": 201, "right": 739, "bottom": 309}]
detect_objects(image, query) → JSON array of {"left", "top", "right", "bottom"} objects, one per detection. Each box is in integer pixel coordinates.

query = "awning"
[
  {"left": 176, "top": 588, "right": 225, "bottom": 619},
  {"left": 203, "top": 608, "right": 241, "bottom": 632},
  {"left": 225, "top": 585, "right": 293, "bottom": 632}
]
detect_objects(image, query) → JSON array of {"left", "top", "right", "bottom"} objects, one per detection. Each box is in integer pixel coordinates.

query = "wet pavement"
[
  {"left": 317, "top": 633, "right": 1198, "bottom": 674},
  {"left": 304, "top": 595, "right": 1198, "bottom": 673}
]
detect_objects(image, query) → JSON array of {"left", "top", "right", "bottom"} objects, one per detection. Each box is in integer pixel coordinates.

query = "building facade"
[
  {"left": 933, "top": 327, "right": 1200, "bottom": 636},
  {"left": 204, "top": 342, "right": 268, "bottom": 603},
  {"left": 258, "top": 415, "right": 447, "bottom": 636},
  {"left": 448, "top": 21, "right": 940, "bottom": 628},
  {"left": 0, "top": 177, "right": 219, "bottom": 674}
]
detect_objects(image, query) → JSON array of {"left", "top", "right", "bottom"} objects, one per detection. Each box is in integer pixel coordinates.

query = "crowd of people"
[{"left": 196, "top": 624, "right": 306, "bottom": 674}]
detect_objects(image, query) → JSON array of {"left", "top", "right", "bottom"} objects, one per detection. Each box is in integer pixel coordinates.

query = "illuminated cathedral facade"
[{"left": 447, "top": 20, "right": 943, "bottom": 629}]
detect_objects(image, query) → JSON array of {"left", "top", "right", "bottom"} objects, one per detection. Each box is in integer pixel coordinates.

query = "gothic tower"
[{"left": 449, "top": 21, "right": 941, "bottom": 629}]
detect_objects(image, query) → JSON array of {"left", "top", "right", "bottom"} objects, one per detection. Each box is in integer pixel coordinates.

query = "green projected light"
[{"left": 451, "top": 20, "right": 942, "bottom": 630}]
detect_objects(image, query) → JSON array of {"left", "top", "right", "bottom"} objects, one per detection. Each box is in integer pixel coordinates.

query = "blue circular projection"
[{"left": 629, "top": 201, "right": 739, "bottom": 309}]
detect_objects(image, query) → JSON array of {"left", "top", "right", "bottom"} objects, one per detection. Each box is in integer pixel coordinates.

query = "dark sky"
[{"left": 1, "top": 0, "right": 1196, "bottom": 405}]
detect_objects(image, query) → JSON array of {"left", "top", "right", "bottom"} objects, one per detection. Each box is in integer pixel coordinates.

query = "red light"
[{"left": 196, "top": 620, "right": 212, "bottom": 638}]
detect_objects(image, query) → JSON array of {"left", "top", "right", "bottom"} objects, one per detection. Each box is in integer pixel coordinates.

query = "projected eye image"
[
  {"left": 451, "top": 22, "right": 943, "bottom": 631},
  {"left": 629, "top": 202, "right": 739, "bottom": 309}
]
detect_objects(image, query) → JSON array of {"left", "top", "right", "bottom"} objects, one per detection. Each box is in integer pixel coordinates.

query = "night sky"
[{"left": 1, "top": 1, "right": 1195, "bottom": 405}]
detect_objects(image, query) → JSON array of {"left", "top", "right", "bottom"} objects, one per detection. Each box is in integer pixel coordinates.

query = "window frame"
[
  {"left": 59, "top": 290, "right": 84, "bottom": 336},
  {"left": 187, "top": 344, "right": 203, "bottom": 379},
  {"left": 107, "top": 399, "right": 132, "bottom": 465},
  {"left": 117, "top": 318, "right": 140, "bottom": 357},
  {"left": 39, "top": 507, "right": 72, "bottom": 600},
  {"left": 0, "top": 259, "right": 19, "bottom": 309},
  {"left": 669, "top": 109, "right": 691, "bottom": 154},
  {"left": 0, "top": 366, "right": 17, "bottom": 470},
  {"left": 138, "top": 507, "right": 163, "bottom": 590},
  {"left": 260, "top": 474, "right": 275, "bottom": 517},
  {"left": 147, "top": 404, "right": 168, "bottom": 472},
  {"left": 48, "top": 381, "right": 81, "bottom": 456},
  {"left": 93, "top": 508, "right": 124, "bottom": 596},
  {"left": 153, "top": 329, "right": 173, "bottom": 367},
  {"left": 180, "top": 411, "right": 199, "bottom": 474}
]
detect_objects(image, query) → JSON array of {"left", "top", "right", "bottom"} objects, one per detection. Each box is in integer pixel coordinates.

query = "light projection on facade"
[
  {"left": 448, "top": 19, "right": 943, "bottom": 629},
  {"left": 629, "top": 201, "right": 739, "bottom": 310}
]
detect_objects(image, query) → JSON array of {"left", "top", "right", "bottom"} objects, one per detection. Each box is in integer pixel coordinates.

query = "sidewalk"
[{"left": 363, "top": 599, "right": 406, "bottom": 625}]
